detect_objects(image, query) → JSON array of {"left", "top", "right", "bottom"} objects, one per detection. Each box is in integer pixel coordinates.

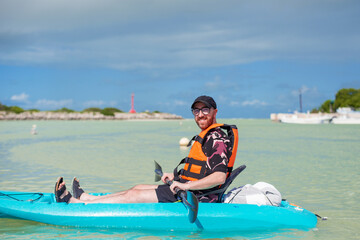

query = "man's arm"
[{"left": 169, "top": 171, "right": 226, "bottom": 193}]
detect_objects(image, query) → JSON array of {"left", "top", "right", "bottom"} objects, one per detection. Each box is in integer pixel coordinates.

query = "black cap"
[{"left": 191, "top": 95, "right": 217, "bottom": 109}]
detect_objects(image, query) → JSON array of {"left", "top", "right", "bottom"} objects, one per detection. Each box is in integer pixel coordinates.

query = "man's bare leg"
[
  {"left": 73, "top": 178, "right": 159, "bottom": 201},
  {"left": 78, "top": 188, "right": 159, "bottom": 203},
  {"left": 60, "top": 181, "right": 159, "bottom": 203}
]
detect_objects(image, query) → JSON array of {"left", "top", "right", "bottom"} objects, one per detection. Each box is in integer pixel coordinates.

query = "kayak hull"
[{"left": 0, "top": 191, "right": 317, "bottom": 231}]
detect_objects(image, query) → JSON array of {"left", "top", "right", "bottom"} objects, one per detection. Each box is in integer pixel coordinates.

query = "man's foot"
[
  {"left": 72, "top": 177, "right": 85, "bottom": 199},
  {"left": 54, "top": 177, "right": 72, "bottom": 203}
]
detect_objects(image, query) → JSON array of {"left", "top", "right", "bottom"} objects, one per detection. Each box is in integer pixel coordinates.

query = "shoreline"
[{"left": 0, "top": 111, "right": 183, "bottom": 121}]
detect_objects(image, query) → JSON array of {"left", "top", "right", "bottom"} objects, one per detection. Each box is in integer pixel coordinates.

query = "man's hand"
[
  {"left": 169, "top": 181, "right": 190, "bottom": 193},
  {"left": 161, "top": 172, "right": 174, "bottom": 184}
]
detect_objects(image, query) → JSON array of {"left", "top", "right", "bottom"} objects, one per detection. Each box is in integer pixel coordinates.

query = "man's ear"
[{"left": 213, "top": 109, "right": 218, "bottom": 117}]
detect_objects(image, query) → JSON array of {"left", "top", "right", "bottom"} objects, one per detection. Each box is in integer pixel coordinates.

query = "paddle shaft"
[
  {"left": 154, "top": 161, "right": 198, "bottom": 223},
  {"left": 164, "top": 175, "right": 196, "bottom": 213},
  {"left": 162, "top": 174, "right": 188, "bottom": 200},
  {"left": 155, "top": 165, "right": 182, "bottom": 193}
]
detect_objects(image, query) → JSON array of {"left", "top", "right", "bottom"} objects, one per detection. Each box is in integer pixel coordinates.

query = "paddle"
[{"left": 154, "top": 161, "right": 199, "bottom": 223}]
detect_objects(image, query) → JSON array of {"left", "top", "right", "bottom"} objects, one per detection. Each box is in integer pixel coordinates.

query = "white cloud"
[
  {"left": 229, "top": 101, "right": 240, "bottom": 106},
  {"left": 34, "top": 99, "right": 73, "bottom": 109},
  {"left": 174, "top": 100, "right": 187, "bottom": 106},
  {"left": 10, "top": 93, "right": 29, "bottom": 102},
  {"left": 205, "top": 77, "right": 222, "bottom": 90},
  {"left": 83, "top": 100, "right": 106, "bottom": 108},
  {"left": 1, "top": 1, "right": 358, "bottom": 69},
  {"left": 291, "top": 85, "right": 318, "bottom": 96},
  {"left": 242, "top": 99, "right": 268, "bottom": 107},
  {"left": 229, "top": 99, "right": 268, "bottom": 107}
]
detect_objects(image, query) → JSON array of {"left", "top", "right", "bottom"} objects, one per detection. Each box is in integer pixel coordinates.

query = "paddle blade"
[
  {"left": 178, "top": 191, "right": 199, "bottom": 223},
  {"left": 154, "top": 170, "right": 162, "bottom": 182},
  {"left": 186, "top": 191, "right": 199, "bottom": 223},
  {"left": 154, "top": 161, "right": 163, "bottom": 182}
]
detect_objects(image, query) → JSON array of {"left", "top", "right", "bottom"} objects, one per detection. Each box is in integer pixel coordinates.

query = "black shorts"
[{"left": 155, "top": 184, "right": 178, "bottom": 203}]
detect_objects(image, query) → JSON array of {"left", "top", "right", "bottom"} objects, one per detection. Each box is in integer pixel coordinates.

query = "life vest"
[{"left": 174, "top": 123, "right": 238, "bottom": 182}]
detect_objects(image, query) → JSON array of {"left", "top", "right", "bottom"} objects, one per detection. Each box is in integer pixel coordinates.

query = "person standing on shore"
[{"left": 55, "top": 95, "right": 238, "bottom": 203}]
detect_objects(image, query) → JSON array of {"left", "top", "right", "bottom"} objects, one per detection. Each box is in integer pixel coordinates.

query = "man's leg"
[
  {"left": 56, "top": 181, "right": 174, "bottom": 204},
  {"left": 68, "top": 186, "right": 159, "bottom": 203},
  {"left": 78, "top": 184, "right": 159, "bottom": 201},
  {"left": 73, "top": 178, "right": 158, "bottom": 201}
]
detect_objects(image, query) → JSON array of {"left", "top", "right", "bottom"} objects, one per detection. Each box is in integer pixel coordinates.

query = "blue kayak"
[{"left": 0, "top": 191, "right": 317, "bottom": 231}]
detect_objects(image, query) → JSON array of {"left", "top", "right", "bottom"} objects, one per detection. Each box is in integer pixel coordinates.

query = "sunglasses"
[{"left": 191, "top": 107, "right": 211, "bottom": 116}]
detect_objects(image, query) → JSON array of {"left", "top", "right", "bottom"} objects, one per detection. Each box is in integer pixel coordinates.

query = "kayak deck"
[{"left": 0, "top": 191, "right": 317, "bottom": 231}]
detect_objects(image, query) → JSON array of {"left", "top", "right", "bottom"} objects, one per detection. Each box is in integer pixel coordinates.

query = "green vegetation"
[
  {"left": 0, "top": 103, "right": 24, "bottom": 113},
  {"left": 27, "top": 109, "right": 40, "bottom": 112},
  {"left": 101, "top": 107, "right": 123, "bottom": 116},
  {"left": 83, "top": 107, "right": 102, "bottom": 113},
  {"left": 0, "top": 102, "right": 131, "bottom": 115},
  {"left": 333, "top": 88, "right": 360, "bottom": 109},
  {"left": 142, "top": 110, "right": 162, "bottom": 114},
  {"left": 53, "top": 107, "right": 75, "bottom": 113},
  {"left": 51, "top": 107, "right": 124, "bottom": 115},
  {"left": 312, "top": 88, "right": 360, "bottom": 113},
  {"left": 0, "top": 102, "right": 10, "bottom": 111},
  {"left": 312, "top": 99, "right": 334, "bottom": 113},
  {"left": 9, "top": 106, "right": 25, "bottom": 114}
]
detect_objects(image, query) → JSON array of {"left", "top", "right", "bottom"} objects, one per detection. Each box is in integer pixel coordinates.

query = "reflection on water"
[
  {"left": 0, "top": 120, "right": 359, "bottom": 239},
  {"left": 0, "top": 214, "right": 316, "bottom": 240}
]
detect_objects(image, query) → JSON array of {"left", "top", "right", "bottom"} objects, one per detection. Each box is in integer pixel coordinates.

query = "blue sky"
[{"left": 1, "top": 0, "right": 359, "bottom": 118}]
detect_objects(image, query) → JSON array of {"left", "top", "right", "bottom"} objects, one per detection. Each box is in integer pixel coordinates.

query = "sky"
[{"left": 1, "top": 0, "right": 359, "bottom": 118}]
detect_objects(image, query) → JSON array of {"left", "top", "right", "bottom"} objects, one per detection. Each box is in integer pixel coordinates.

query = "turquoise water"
[{"left": 0, "top": 119, "right": 359, "bottom": 239}]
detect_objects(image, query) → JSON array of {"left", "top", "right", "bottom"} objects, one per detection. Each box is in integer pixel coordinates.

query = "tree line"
[
  {"left": 311, "top": 88, "right": 360, "bottom": 113},
  {"left": 0, "top": 104, "right": 122, "bottom": 116},
  {"left": 0, "top": 104, "right": 161, "bottom": 116}
]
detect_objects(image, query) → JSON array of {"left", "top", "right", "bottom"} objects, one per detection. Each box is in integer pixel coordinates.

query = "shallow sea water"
[{"left": 0, "top": 119, "right": 359, "bottom": 239}]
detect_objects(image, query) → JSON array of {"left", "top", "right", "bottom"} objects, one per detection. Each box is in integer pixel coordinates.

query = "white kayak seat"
[{"left": 223, "top": 182, "right": 282, "bottom": 206}]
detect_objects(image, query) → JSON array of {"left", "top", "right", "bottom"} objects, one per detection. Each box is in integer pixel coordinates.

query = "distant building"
[{"left": 336, "top": 107, "right": 356, "bottom": 114}]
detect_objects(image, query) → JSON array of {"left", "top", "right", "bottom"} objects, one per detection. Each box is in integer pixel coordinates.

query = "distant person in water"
[
  {"left": 31, "top": 124, "right": 37, "bottom": 135},
  {"left": 55, "top": 95, "right": 238, "bottom": 203}
]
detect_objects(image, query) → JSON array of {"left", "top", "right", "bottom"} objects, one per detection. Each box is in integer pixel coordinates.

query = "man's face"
[{"left": 193, "top": 102, "right": 217, "bottom": 131}]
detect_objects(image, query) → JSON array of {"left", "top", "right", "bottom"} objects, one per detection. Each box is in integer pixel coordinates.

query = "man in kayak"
[{"left": 55, "top": 95, "right": 236, "bottom": 203}]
